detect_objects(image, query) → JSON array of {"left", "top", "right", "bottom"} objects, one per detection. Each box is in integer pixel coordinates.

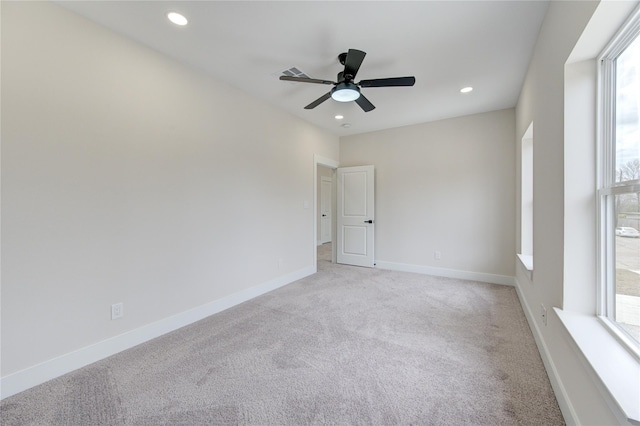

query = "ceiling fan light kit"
[
  {"left": 280, "top": 48, "right": 415, "bottom": 112},
  {"left": 331, "top": 83, "right": 360, "bottom": 102}
]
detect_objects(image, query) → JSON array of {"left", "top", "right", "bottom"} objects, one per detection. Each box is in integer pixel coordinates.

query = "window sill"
[
  {"left": 517, "top": 253, "right": 533, "bottom": 280},
  {"left": 555, "top": 308, "right": 640, "bottom": 425}
]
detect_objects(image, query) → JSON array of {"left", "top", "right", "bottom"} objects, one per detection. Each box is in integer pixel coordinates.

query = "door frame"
[{"left": 314, "top": 154, "right": 339, "bottom": 270}]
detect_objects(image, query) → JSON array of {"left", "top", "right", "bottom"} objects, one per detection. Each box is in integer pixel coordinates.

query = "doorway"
[{"left": 314, "top": 155, "right": 339, "bottom": 269}]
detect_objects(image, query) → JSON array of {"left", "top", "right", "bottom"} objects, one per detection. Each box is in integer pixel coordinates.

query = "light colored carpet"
[{"left": 1, "top": 243, "right": 564, "bottom": 425}]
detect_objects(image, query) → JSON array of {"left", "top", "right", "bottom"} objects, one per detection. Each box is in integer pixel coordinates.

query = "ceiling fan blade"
[
  {"left": 343, "top": 49, "right": 366, "bottom": 80},
  {"left": 358, "top": 76, "right": 416, "bottom": 88},
  {"left": 280, "top": 76, "right": 335, "bottom": 85},
  {"left": 304, "top": 92, "right": 332, "bottom": 109},
  {"left": 355, "top": 94, "right": 375, "bottom": 112}
]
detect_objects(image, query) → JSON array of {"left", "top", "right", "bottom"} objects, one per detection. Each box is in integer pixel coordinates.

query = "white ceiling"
[{"left": 55, "top": 1, "right": 549, "bottom": 136}]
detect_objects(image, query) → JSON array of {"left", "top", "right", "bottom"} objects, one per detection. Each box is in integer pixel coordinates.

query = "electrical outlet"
[
  {"left": 111, "top": 302, "right": 124, "bottom": 320},
  {"left": 434, "top": 250, "right": 442, "bottom": 260},
  {"left": 278, "top": 258, "right": 284, "bottom": 270},
  {"left": 540, "top": 304, "right": 547, "bottom": 326}
]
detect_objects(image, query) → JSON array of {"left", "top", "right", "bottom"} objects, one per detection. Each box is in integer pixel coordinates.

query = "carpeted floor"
[{"left": 1, "top": 243, "right": 564, "bottom": 425}]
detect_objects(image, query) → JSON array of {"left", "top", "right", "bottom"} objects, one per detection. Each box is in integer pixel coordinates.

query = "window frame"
[{"left": 597, "top": 9, "right": 640, "bottom": 358}]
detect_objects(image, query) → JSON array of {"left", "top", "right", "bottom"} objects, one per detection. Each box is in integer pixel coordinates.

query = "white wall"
[
  {"left": 340, "top": 109, "right": 515, "bottom": 281},
  {"left": 1, "top": 1, "right": 338, "bottom": 381},
  {"left": 514, "top": 1, "right": 633, "bottom": 424}
]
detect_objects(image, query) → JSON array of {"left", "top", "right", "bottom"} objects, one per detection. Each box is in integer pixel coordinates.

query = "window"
[
  {"left": 518, "top": 123, "right": 534, "bottom": 279},
  {"left": 521, "top": 123, "right": 534, "bottom": 256},
  {"left": 599, "top": 15, "right": 640, "bottom": 351}
]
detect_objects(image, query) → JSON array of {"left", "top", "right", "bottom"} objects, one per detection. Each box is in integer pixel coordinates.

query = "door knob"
[
  {"left": 322, "top": 214, "right": 327, "bottom": 217},
  {"left": 364, "top": 220, "right": 373, "bottom": 224}
]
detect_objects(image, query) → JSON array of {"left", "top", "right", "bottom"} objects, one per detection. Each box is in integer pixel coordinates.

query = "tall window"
[
  {"left": 599, "top": 15, "right": 640, "bottom": 350},
  {"left": 521, "top": 122, "right": 533, "bottom": 257}
]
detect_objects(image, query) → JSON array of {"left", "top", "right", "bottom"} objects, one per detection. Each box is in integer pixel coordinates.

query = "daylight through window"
[{"left": 600, "top": 21, "right": 640, "bottom": 348}]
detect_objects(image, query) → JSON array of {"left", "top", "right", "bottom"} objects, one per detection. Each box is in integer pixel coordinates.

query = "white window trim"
[
  {"left": 555, "top": 309, "right": 640, "bottom": 424},
  {"left": 555, "top": 4, "right": 640, "bottom": 424},
  {"left": 516, "top": 253, "right": 533, "bottom": 280},
  {"left": 566, "top": 5, "right": 640, "bottom": 423},
  {"left": 520, "top": 122, "right": 534, "bottom": 259},
  {"left": 597, "top": 6, "right": 640, "bottom": 355}
]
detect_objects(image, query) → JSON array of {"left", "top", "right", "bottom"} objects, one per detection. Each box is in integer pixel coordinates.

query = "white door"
[
  {"left": 337, "top": 165, "right": 375, "bottom": 267},
  {"left": 320, "top": 176, "right": 332, "bottom": 244}
]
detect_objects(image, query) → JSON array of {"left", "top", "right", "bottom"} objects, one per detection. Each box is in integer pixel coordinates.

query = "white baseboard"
[
  {"left": 513, "top": 279, "right": 579, "bottom": 425},
  {"left": 375, "top": 260, "right": 516, "bottom": 286},
  {"left": 0, "top": 266, "right": 315, "bottom": 400}
]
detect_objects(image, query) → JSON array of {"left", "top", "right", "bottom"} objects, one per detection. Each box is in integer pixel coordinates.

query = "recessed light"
[
  {"left": 342, "top": 123, "right": 351, "bottom": 128},
  {"left": 460, "top": 86, "right": 473, "bottom": 93},
  {"left": 167, "top": 12, "right": 188, "bottom": 26},
  {"left": 335, "top": 115, "right": 344, "bottom": 120}
]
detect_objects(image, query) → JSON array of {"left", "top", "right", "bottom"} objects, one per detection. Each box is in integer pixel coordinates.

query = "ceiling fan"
[{"left": 280, "top": 49, "right": 416, "bottom": 112}]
